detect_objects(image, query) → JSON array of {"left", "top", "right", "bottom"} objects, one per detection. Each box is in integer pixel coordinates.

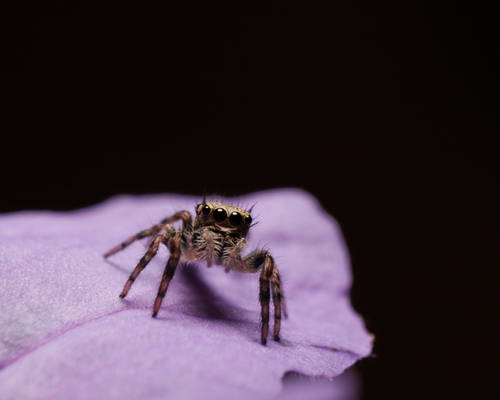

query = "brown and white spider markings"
[{"left": 103, "top": 201, "right": 286, "bottom": 344}]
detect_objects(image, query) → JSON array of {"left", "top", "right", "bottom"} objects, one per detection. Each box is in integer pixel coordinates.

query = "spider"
[{"left": 103, "top": 201, "right": 286, "bottom": 344}]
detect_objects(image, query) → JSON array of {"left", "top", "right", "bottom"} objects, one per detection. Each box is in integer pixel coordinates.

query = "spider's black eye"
[
  {"left": 245, "top": 215, "right": 252, "bottom": 225},
  {"left": 213, "top": 208, "right": 227, "bottom": 222},
  {"left": 202, "top": 205, "right": 211, "bottom": 216},
  {"left": 229, "top": 211, "right": 243, "bottom": 226}
]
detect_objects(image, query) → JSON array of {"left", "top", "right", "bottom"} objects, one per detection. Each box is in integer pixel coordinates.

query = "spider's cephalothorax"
[{"left": 103, "top": 201, "right": 286, "bottom": 344}]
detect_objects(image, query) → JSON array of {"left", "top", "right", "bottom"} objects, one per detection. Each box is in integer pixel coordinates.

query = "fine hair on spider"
[{"left": 103, "top": 199, "right": 287, "bottom": 345}]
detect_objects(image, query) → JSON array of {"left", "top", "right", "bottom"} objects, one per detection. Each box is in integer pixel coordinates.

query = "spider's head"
[{"left": 195, "top": 201, "right": 253, "bottom": 234}]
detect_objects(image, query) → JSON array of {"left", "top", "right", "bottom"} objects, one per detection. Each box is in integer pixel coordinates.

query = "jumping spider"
[{"left": 104, "top": 201, "right": 286, "bottom": 344}]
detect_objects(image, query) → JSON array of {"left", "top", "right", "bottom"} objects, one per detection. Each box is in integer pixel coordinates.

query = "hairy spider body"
[{"left": 103, "top": 201, "right": 286, "bottom": 344}]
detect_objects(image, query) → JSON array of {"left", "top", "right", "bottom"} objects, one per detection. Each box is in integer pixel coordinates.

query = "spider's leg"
[
  {"left": 120, "top": 229, "right": 173, "bottom": 298},
  {"left": 242, "top": 250, "right": 283, "bottom": 344},
  {"left": 260, "top": 253, "right": 283, "bottom": 343},
  {"left": 152, "top": 236, "right": 181, "bottom": 317},
  {"left": 259, "top": 274, "right": 271, "bottom": 345},
  {"left": 162, "top": 211, "right": 193, "bottom": 247},
  {"left": 104, "top": 210, "right": 192, "bottom": 258},
  {"left": 160, "top": 210, "right": 192, "bottom": 226},
  {"left": 104, "top": 223, "right": 165, "bottom": 258},
  {"left": 270, "top": 268, "right": 283, "bottom": 341},
  {"left": 223, "top": 237, "right": 247, "bottom": 273},
  {"left": 224, "top": 247, "right": 285, "bottom": 344}
]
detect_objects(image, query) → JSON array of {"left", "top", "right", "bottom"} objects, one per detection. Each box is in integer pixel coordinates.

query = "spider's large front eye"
[
  {"left": 229, "top": 211, "right": 242, "bottom": 226},
  {"left": 202, "top": 205, "right": 211, "bottom": 216},
  {"left": 213, "top": 208, "right": 227, "bottom": 222},
  {"left": 244, "top": 215, "right": 252, "bottom": 225}
]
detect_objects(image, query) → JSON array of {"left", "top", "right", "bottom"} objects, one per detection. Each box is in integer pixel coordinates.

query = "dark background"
[{"left": 1, "top": 2, "right": 499, "bottom": 399}]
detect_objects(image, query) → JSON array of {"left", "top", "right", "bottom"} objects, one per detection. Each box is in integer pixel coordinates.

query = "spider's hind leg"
[
  {"left": 104, "top": 210, "right": 192, "bottom": 258},
  {"left": 104, "top": 223, "right": 165, "bottom": 258}
]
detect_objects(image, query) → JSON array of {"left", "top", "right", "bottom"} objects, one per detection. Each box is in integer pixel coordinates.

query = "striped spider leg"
[{"left": 230, "top": 249, "right": 285, "bottom": 343}]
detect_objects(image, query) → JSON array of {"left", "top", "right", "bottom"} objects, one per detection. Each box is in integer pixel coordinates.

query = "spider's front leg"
[
  {"left": 260, "top": 253, "right": 284, "bottom": 344},
  {"left": 151, "top": 210, "right": 194, "bottom": 316},
  {"left": 233, "top": 250, "right": 285, "bottom": 345},
  {"left": 152, "top": 236, "right": 181, "bottom": 317},
  {"left": 119, "top": 228, "right": 174, "bottom": 298}
]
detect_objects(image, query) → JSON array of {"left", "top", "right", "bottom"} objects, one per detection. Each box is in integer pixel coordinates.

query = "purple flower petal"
[{"left": 0, "top": 189, "right": 372, "bottom": 399}]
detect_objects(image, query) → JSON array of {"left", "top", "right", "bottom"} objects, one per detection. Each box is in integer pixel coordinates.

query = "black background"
[{"left": 1, "top": 2, "right": 499, "bottom": 399}]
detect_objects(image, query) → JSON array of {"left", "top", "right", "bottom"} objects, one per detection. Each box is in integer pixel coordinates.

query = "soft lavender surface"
[{"left": 0, "top": 189, "right": 372, "bottom": 399}]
